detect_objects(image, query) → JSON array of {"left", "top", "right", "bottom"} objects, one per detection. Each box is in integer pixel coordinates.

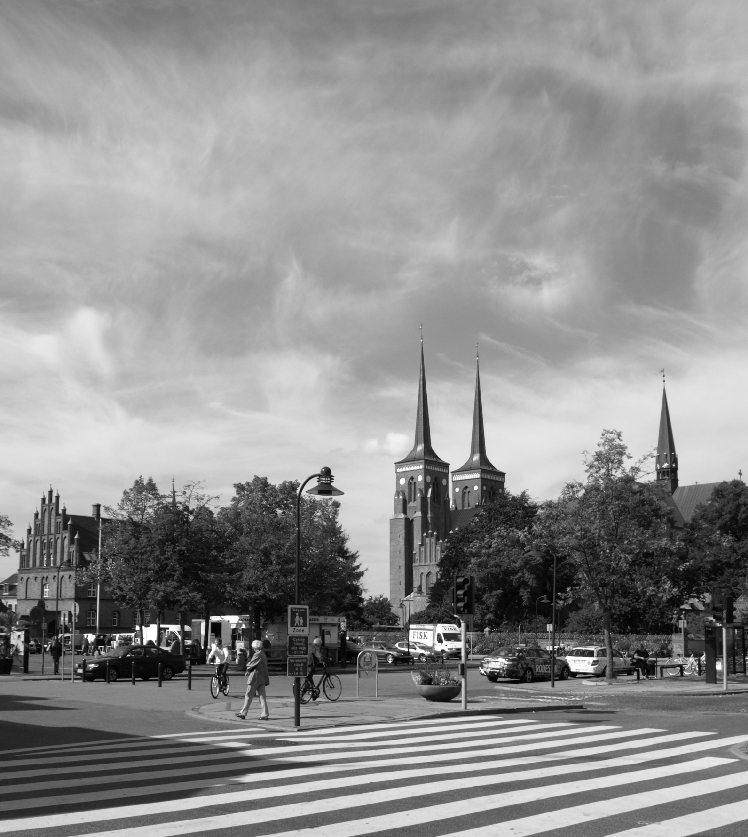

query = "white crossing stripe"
[
  {"left": 6, "top": 736, "right": 747, "bottom": 832},
  {"left": 604, "top": 799, "right": 748, "bottom": 836},
  {"left": 1, "top": 728, "right": 706, "bottom": 817},
  {"left": 39, "top": 758, "right": 735, "bottom": 837},
  {"left": 444, "top": 769, "right": 748, "bottom": 836}
]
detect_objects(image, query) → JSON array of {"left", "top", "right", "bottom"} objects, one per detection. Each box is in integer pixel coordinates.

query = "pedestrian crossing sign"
[{"left": 288, "top": 605, "right": 309, "bottom": 635}]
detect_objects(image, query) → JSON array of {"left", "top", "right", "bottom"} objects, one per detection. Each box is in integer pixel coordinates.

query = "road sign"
[
  {"left": 287, "top": 657, "right": 308, "bottom": 677},
  {"left": 546, "top": 624, "right": 553, "bottom": 632},
  {"left": 73, "top": 603, "right": 79, "bottom": 617},
  {"left": 358, "top": 650, "right": 377, "bottom": 670},
  {"left": 288, "top": 605, "right": 309, "bottom": 635},
  {"left": 288, "top": 636, "right": 309, "bottom": 657}
]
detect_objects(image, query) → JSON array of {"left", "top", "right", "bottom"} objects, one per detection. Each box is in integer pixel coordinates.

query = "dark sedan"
[
  {"left": 75, "top": 646, "right": 186, "bottom": 681},
  {"left": 361, "top": 642, "right": 414, "bottom": 665}
]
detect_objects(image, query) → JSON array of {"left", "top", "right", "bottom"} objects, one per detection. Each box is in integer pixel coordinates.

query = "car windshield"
[
  {"left": 492, "top": 647, "right": 520, "bottom": 657},
  {"left": 441, "top": 633, "right": 460, "bottom": 641},
  {"left": 573, "top": 649, "right": 595, "bottom": 657}
]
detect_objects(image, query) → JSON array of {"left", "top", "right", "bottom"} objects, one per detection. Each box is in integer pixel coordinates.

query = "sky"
[{"left": 2, "top": 1, "right": 748, "bottom": 596}]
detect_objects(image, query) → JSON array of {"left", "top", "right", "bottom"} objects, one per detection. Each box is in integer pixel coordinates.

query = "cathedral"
[
  {"left": 390, "top": 349, "right": 724, "bottom": 620},
  {"left": 390, "top": 343, "right": 504, "bottom": 615}
]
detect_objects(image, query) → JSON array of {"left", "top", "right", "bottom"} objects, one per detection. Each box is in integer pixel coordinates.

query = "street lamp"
[{"left": 294, "top": 467, "right": 344, "bottom": 728}]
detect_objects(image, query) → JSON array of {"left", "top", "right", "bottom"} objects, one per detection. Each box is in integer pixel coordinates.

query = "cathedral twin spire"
[{"left": 656, "top": 376, "right": 678, "bottom": 493}]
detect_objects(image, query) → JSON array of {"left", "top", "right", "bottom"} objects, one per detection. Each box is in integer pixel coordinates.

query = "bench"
[{"left": 656, "top": 663, "right": 684, "bottom": 678}]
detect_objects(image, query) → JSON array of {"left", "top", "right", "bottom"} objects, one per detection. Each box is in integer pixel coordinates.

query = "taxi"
[{"left": 479, "top": 645, "right": 570, "bottom": 683}]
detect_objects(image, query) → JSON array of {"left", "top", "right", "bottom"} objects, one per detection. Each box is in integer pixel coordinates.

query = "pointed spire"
[
  {"left": 171, "top": 477, "right": 177, "bottom": 508},
  {"left": 656, "top": 379, "right": 678, "bottom": 493},
  {"left": 456, "top": 349, "right": 499, "bottom": 472},
  {"left": 397, "top": 335, "right": 444, "bottom": 463}
]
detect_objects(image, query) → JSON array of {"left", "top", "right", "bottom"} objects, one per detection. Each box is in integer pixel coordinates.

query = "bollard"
[
  {"left": 158, "top": 661, "right": 163, "bottom": 687},
  {"left": 132, "top": 660, "right": 136, "bottom": 685},
  {"left": 188, "top": 661, "right": 192, "bottom": 690},
  {"left": 105, "top": 660, "right": 110, "bottom": 684},
  {"left": 82, "top": 659, "right": 87, "bottom": 683}
]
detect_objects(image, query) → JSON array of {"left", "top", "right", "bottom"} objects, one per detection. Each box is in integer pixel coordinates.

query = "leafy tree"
[
  {"left": 360, "top": 595, "right": 399, "bottom": 627},
  {"left": 0, "top": 514, "right": 13, "bottom": 557},
  {"left": 534, "top": 430, "right": 684, "bottom": 680},
  {"left": 427, "top": 490, "right": 557, "bottom": 628},
  {"left": 683, "top": 479, "right": 748, "bottom": 596},
  {"left": 219, "top": 476, "right": 364, "bottom": 627}
]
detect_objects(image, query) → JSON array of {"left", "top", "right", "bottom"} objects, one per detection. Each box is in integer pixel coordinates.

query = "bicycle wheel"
[
  {"left": 323, "top": 674, "right": 342, "bottom": 702},
  {"left": 299, "top": 681, "right": 314, "bottom": 704},
  {"left": 666, "top": 658, "right": 684, "bottom": 676},
  {"left": 210, "top": 675, "right": 220, "bottom": 699},
  {"left": 222, "top": 676, "right": 230, "bottom": 696}
]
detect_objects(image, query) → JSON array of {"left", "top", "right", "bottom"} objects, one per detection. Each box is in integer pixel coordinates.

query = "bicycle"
[
  {"left": 210, "top": 665, "right": 230, "bottom": 698},
  {"left": 665, "top": 654, "right": 704, "bottom": 676},
  {"left": 298, "top": 666, "right": 342, "bottom": 703}
]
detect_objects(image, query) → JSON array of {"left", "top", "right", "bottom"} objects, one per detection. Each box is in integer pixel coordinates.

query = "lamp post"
[
  {"left": 550, "top": 551, "right": 558, "bottom": 688},
  {"left": 294, "top": 467, "right": 344, "bottom": 729}
]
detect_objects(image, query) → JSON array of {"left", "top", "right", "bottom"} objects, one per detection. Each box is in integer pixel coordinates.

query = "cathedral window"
[
  {"left": 425, "top": 572, "right": 432, "bottom": 592},
  {"left": 43, "top": 582, "right": 49, "bottom": 598},
  {"left": 432, "top": 480, "right": 440, "bottom": 504},
  {"left": 408, "top": 478, "right": 416, "bottom": 503},
  {"left": 462, "top": 487, "right": 471, "bottom": 509},
  {"left": 419, "top": 573, "right": 424, "bottom": 593}
]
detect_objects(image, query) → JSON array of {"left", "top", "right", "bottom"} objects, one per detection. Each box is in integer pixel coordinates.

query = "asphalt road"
[{"left": 2, "top": 665, "right": 748, "bottom": 836}]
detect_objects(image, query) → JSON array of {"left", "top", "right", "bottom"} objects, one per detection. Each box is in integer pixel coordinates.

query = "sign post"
[{"left": 288, "top": 605, "right": 309, "bottom": 727}]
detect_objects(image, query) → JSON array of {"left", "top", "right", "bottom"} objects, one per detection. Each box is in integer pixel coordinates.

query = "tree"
[
  {"left": 535, "top": 430, "right": 684, "bottom": 680},
  {"left": 219, "top": 476, "right": 364, "bottom": 629},
  {"left": 427, "top": 490, "right": 556, "bottom": 628},
  {"left": 683, "top": 480, "right": 748, "bottom": 597},
  {"left": 0, "top": 514, "right": 21, "bottom": 557},
  {"left": 360, "top": 595, "right": 399, "bottom": 627}
]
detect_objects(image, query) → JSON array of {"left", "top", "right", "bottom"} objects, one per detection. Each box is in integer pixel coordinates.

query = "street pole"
[
  {"left": 95, "top": 506, "right": 102, "bottom": 654},
  {"left": 550, "top": 551, "right": 558, "bottom": 689},
  {"left": 461, "top": 617, "right": 467, "bottom": 711},
  {"left": 723, "top": 625, "right": 728, "bottom": 692},
  {"left": 294, "top": 468, "right": 344, "bottom": 730}
]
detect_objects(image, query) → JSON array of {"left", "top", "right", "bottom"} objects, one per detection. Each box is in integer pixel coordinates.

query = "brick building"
[{"left": 15, "top": 488, "right": 176, "bottom": 638}]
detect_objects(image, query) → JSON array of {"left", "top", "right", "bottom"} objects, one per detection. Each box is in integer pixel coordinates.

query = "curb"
[{"left": 185, "top": 700, "right": 586, "bottom": 730}]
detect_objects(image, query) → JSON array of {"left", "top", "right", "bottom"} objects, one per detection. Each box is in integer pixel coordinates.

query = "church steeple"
[
  {"left": 457, "top": 350, "right": 499, "bottom": 472},
  {"left": 451, "top": 349, "right": 505, "bottom": 509},
  {"left": 397, "top": 338, "right": 444, "bottom": 464},
  {"left": 656, "top": 375, "right": 678, "bottom": 494}
]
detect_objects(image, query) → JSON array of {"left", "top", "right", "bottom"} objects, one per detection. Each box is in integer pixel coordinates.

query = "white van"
[
  {"left": 134, "top": 624, "right": 192, "bottom": 648},
  {"left": 409, "top": 624, "right": 464, "bottom": 659}
]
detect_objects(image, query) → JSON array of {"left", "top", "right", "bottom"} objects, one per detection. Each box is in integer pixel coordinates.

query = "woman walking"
[{"left": 236, "top": 639, "right": 270, "bottom": 721}]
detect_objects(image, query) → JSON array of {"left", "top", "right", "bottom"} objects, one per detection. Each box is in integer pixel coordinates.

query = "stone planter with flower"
[{"left": 411, "top": 662, "right": 462, "bottom": 702}]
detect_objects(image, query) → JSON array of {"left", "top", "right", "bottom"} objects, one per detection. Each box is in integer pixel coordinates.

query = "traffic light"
[
  {"left": 723, "top": 594, "right": 734, "bottom": 624},
  {"left": 454, "top": 575, "right": 474, "bottom": 615}
]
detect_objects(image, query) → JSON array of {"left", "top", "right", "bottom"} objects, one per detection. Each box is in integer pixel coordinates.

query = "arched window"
[
  {"left": 25, "top": 578, "right": 30, "bottom": 598},
  {"left": 408, "top": 478, "right": 416, "bottom": 503},
  {"left": 432, "top": 480, "right": 440, "bottom": 504},
  {"left": 425, "top": 572, "right": 432, "bottom": 592},
  {"left": 462, "top": 487, "right": 471, "bottom": 509},
  {"left": 55, "top": 537, "right": 59, "bottom": 565},
  {"left": 43, "top": 580, "right": 49, "bottom": 598},
  {"left": 41, "top": 541, "right": 46, "bottom": 567},
  {"left": 419, "top": 572, "right": 424, "bottom": 593}
]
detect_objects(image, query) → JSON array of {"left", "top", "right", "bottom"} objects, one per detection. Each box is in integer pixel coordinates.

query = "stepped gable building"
[
  {"left": 390, "top": 344, "right": 504, "bottom": 615},
  {"left": 654, "top": 381, "right": 721, "bottom": 525},
  {"left": 15, "top": 488, "right": 179, "bottom": 639}
]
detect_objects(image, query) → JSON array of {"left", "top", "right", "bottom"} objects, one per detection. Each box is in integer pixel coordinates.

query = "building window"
[
  {"left": 432, "top": 480, "right": 440, "bottom": 504},
  {"left": 462, "top": 486, "right": 471, "bottom": 509},
  {"left": 425, "top": 572, "right": 432, "bottom": 592},
  {"left": 87, "top": 583, "right": 96, "bottom": 598},
  {"left": 43, "top": 582, "right": 49, "bottom": 598},
  {"left": 35, "top": 522, "right": 40, "bottom": 535},
  {"left": 87, "top": 609, "right": 96, "bottom": 627},
  {"left": 419, "top": 572, "right": 424, "bottom": 593},
  {"left": 55, "top": 521, "right": 61, "bottom": 534},
  {"left": 111, "top": 611, "right": 120, "bottom": 627},
  {"left": 408, "top": 478, "right": 416, "bottom": 503}
]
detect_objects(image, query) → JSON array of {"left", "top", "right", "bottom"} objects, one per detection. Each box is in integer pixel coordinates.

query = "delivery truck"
[{"left": 409, "top": 623, "right": 464, "bottom": 659}]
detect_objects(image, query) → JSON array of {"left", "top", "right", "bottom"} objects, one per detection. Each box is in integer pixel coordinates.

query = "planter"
[
  {"left": 0, "top": 658, "right": 13, "bottom": 676},
  {"left": 415, "top": 683, "right": 461, "bottom": 702}
]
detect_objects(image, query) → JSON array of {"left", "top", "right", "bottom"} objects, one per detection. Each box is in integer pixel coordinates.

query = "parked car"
[
  {"left": 394, "top": 641, "right": 438, "bottom": 662},
  {"left": 565, "top": 646, "right": 633, "bottom": 678},
  {"left": 361, "top": 642, "right": 414, "bottom": 665},
  {"left": 344, "top": 641, "right": 367, "bottom": 664},
  {"left": 27, "top": 639, "right": 41, "bottom": 654},
  {"left": 479, "top": 645, "right": 570, "bottom": 683},
  {"left": 75, "top": 646, "right": 186, "bottom": 682}
]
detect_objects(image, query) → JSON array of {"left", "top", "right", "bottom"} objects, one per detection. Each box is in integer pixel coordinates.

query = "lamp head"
[{"left": 306, "top": 466, "right": 344, "bottom": 497}]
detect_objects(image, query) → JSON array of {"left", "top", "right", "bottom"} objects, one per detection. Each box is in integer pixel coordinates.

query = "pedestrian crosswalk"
[{"left": 2, "top": 715, "right": 748, "bottom": 836}]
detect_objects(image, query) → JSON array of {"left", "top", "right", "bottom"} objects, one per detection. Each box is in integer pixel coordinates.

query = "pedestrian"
[
  {"left": 81, "top": 636, "right": 89, "bottom": 656},
  {"left": 236, "top": 639, "right": 270, "bottom": 721},
  {"left": 631, "top": 644, "right": 649, "bottom": 678},
  {"left": 50, "top": 636, "right": 62, "bottom": 675}
]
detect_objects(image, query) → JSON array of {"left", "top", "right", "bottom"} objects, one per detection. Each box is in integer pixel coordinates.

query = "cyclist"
[
  {"left": 206, "top": 638, "right": 229, "bottom": 689},
  {"left": 304, "top": 637, "right": 326, "bottom": 696}
]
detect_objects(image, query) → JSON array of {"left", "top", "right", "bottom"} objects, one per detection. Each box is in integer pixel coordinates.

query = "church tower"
[
  {"left": 655, "top": 379, "right": 678, "bottom": 494},
  {"left": 389, "top": 340, "right": 450, "bottom": 608},
  {"left": 451, "top": 351, "right": 505, "bottom": 509}
]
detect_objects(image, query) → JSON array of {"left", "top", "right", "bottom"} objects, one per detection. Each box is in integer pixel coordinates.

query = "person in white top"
[{"left": 206, "top": 638, "right": 230, "bottom": 687}]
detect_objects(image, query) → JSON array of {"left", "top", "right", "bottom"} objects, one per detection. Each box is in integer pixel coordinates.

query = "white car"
[{"left": 565, "top": 646, "right": 633, "bottom": 677}]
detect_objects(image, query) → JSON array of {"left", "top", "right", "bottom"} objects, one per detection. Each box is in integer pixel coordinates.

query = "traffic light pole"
[
  {"left": 723, "top": 625, "right": 729, "bottom": 692},
  {"left": 461, "top": 618, "right": 467, "bottom": 711}
]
